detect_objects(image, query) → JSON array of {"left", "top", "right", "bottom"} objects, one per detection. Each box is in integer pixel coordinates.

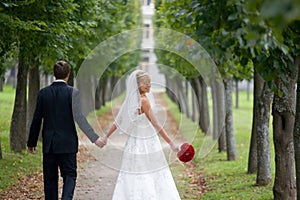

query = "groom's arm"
[
  {"left": 72, "top": 89, "right": 99, "bottom": 143},
  {"left": 27, "top": 91, "right": 43, "bottom": 152}
]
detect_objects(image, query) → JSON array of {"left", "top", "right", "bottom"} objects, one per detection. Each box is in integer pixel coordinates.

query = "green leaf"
[
  {"left": 228, "top": 13, "right": 238, "bottom": 21},
  {"left": 277, "top": 89, "right": 283, "bottom": 97}
]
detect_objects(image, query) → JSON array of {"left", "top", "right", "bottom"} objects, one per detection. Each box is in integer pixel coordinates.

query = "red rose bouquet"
[{"left": 177, "top": 143, "right": 195, "bottom": 163}]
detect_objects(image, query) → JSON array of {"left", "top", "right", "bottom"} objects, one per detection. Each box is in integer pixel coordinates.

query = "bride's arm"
[
  {"left": 142, "top": 96, "right": 178, "bottom": 151},
  {"left": 99, "top": 123, "right": 117, "bottom": 145},
  {"left": 105, "top": 123, "right": 117, "bottom": 138}
]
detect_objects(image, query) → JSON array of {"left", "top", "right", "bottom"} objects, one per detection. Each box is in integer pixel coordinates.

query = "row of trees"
[
  {"left": 154, "top": 0, "right": 300, "bottom": 199},
  {"left": 0, "top": 0, "right": 142, "bottom": 153}
]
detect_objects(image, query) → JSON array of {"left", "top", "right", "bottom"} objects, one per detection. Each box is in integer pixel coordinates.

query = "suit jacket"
[{"left": 27, "top": 82, "right": 99, "bottom": 154}]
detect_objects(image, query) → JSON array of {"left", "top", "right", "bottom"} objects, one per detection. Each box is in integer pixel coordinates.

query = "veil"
[{"left": 114, "top": 69, "right": 155, "bottom": 134}]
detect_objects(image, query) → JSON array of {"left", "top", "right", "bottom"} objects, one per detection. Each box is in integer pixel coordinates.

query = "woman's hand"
[{"left": 169, "top": 141, "right": 179, "bottom": 152}]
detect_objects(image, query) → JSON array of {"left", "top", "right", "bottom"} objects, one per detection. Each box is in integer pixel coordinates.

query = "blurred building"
[{"left": 140, "top": 0, "right": 166, "bottom": 92}]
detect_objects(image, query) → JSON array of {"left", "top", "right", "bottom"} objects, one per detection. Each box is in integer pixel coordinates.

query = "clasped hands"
[{"left": 95, "top": 135, "right": 108, "bottom": 148}]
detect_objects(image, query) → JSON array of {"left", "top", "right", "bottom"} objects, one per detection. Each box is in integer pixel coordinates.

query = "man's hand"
[
  {"left": 28, "top": 147, "right": 36, "bottom": 154},
  {"left": 95, "top": 136, "right": 107, "bottom": 148}
]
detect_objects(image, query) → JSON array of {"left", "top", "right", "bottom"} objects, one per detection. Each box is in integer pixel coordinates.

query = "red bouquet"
[{"left": 177, "top": 143, "right": 195, "bottom": 163}]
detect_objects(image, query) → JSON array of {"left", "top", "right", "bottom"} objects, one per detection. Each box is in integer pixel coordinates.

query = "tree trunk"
[
  {"left": 235, "top": 78, "right": 239, "bottom": 109},
  {"left": 165, "top": 76, "right": 177, "bottom": 104},
  {"left": 217, "top": 78, "right": 226, "bottom": 152},
  {"left": 185, "top": 80, "right": 191, "bottom": 119},
  {"left": 199, "top": 76, "right": 210, "bottom": 134},
  {"left": 247, "top": 80, "right": 251, "bottom": 101},
  {"left": 11, "top": 63, "right": 18, "bottom": 89},
  {"left": 44, "top": 72, "right": 51, "bottom": 87},
  {"left": 0, "top": 77, "right": 3, "bottom": 92},
  {"left": 192, "top": 90, "right": 198, "bottom": 122},
  {"left": 77, "top": 77, "right": 94, "bottom": 116},
  {"left": 256, "top": 81, "right": 273, "bottom": 186},
  {"left": 101, "top": 79, "right": 106, "bottom": 107},
  {"left": 248, "top": 68, "right": 261, "bottom": 174},
  {"left": 192, "top": 85, "right": 199, "bottom": 123},
  {"left": 67, "top": 68, "right": 74, "bottom": 87},
  {"left": 210, "top": 67, "right": 226, "bottom": 151},
  {"left": 191, "top": 76, "right": 210, "bottom": 134},
  {"left": 210, "top": 71, "right": 219, "bottom": 140},
  {"left": 175, "top": 76, "right": 188, "bottom": 116},
  {"left": 10, "top": 60, "right": 28, "bottom": 152},
  {"left": 165, "top": 76, "right": 171, "bottom": 100},
  {"left": 190, "top": 78, "right": 199, "bottom": 122},
  {"left": 171, "top": 78, "right": 181, "bottom": 112},
  {"left": 95, "top": 79, "right": 101, "bottom": 110},
  {"left": 293, "top": 57, "right": 300, "bottom": 200},
  {"left": 109, "top": 76, "right": 117, "bottom": 101},
  {"left": 224, "top": 77, "right": 237, "bottom": 160},
  {"left": 112, "top": 77, "right": 124, "bottom": 99},
  {"left": 26, "top": 63, "right": 40, "bottom": 138},
  {"left": 43, "top": 73, "right": 47, "bottom": 88},
  {"left": 273, "top": 65, "right": 297, "bottom": 200}
]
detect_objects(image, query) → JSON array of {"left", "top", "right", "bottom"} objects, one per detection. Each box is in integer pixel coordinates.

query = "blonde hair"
[{"left": 136, "top": 70, "right": 150, "bottom": 87}]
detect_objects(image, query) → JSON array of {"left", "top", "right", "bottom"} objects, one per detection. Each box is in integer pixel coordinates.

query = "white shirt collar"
[{"left": 53, "top": 79, "right": 66, "bottom": 83}]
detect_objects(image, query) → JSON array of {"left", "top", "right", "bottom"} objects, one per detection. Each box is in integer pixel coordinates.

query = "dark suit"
[{"left": 27, "top": 81, "right": 99, "bottom": 200}]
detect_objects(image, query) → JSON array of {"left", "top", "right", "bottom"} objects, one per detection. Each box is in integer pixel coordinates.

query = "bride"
[{"left": 99, "top": 69, "right": 181, "bottom": 200}]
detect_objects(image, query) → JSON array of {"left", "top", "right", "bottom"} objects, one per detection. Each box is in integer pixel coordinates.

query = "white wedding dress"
[{"left": 112, "top": 112, "right": 181, "bottom": 200}]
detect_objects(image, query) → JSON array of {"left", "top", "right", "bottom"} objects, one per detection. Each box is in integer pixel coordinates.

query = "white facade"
[{"left": 140, "top": 0, "right": 166, "bottom": 92}]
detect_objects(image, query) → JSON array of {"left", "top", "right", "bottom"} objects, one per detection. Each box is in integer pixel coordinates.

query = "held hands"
[{"left": 95, "top": 136, "right": 108, "bottom": 148}]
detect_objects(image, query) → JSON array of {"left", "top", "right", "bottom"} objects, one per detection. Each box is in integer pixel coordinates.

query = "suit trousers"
[{"left": 43, "top": 152, "right": 77, "bottom": 200}]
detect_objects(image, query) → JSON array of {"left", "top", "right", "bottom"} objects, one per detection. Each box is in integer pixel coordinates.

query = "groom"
[{"left": 27, "top": 60, "right": 105, "bottom": 200}]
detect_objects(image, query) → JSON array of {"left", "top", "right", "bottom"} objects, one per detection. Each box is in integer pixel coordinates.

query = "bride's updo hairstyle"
[{"left": 136, "top": 70, "right": 150, "bottom": 87}]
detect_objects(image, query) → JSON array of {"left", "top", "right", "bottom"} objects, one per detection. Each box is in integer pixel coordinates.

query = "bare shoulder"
[{"left": 141, "top": 95, "right": 150, "bottom": 107}]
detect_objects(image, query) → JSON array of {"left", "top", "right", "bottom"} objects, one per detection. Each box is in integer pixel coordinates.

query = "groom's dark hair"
[{"left": 54, "top": 60, "right": 70, "bottom": 79}]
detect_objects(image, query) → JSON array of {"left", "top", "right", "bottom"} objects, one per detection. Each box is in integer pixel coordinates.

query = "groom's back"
[{"left": 40, "top": 82, "right": 78, "bottom": 153}]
